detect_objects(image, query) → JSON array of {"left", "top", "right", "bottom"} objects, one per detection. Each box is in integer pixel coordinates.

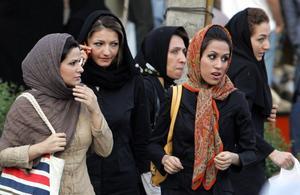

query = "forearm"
[
  {"left": 92, "top": 111, "right": 113, "bottom": 157},
  {"left": 90, "top": 107, "right": 103, "bottom": 130},
  {"left": 0, "top": 145, "right": 33, "bottom": 169},
  {"left": 266, "top": 0, "right": 284, "bottom": 31},
  {"left": 28, "top": 143, "right": 44, "bottom": 161},
  {"left": 230, "top": 152, "right": 240, "bottom": 166}
]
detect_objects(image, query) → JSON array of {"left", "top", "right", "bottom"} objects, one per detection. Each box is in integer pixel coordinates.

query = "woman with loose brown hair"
[
  {"left": 225, "top": 8, "right": 294, "bottom": 195},
  {"left": 78, "top": 10, "right": 150, "bottom": 195}
]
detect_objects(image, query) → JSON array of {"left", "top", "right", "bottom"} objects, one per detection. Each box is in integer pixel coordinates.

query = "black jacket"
[
  {"left": 225, "top": 8, "right": 274, "bottom": 195},
  {"left": 148, "top": 87, "right": 256, "bottom": 195},
  {"left": 86, "top": 75, "right": 150, "bottom": 195}
]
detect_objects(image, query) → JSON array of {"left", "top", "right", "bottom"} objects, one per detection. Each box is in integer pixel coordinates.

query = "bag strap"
[
  {"left": 17, "top": 92, "right": 56, "bottom": 134},
  {"left": 164, "top": 85, "right": 182, "bottom": 154}
]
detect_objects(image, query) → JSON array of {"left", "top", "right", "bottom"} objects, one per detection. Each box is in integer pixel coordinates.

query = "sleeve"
[
  {"left": 232, "top": 68, "right": 274, "bottom": 161},
  {"left": 233, "top": 92, "right": 257, "bottom": 170},
  {"left": 143, "top": 78, "right": 155, "bottom": 130},
  {"left": 148, "top": 88, "right": 172, "bottom": 174},
  {"left": 91, "top": 111, "right": 113, "bottom": 157},
  {"left": 131, "top": 76, "right": 151, "bottom": 174},
  {"left": 255, "top": 133, "right": 274, "bottom": 161},
  {"left": 0, "top": 145, "right": 33, "bottom": 169}
]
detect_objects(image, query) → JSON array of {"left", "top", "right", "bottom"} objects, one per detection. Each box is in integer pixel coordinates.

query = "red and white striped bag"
[{"left": 0, "top": 92, "right": 64, "bottom": 195}]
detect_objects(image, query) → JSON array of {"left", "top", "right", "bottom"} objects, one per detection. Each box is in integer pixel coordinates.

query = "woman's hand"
[
  {"left": 72, "top": 84, "right": 100, "bottom": 115},
  {"left": 268, "top": 149, "right": 295, "bottom": 169},
  {"left": 214, "top": 151, "right": 240, "bottom": 170},
  {"left": 29, "top": 133, "right": 67, "bottom": 161},
  {"left": 79, "top": 44, "right": 92, "bottom": 64},
  {"left": 161, "top": 155, "right": 184, "bottom": 174},
  {"left": 267, "top": 104, "right": 278, "bottom": 122}
]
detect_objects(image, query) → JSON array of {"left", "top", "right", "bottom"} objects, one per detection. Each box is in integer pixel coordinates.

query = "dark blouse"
[{"left": 148, "top": 87, "right": 256, "bottom": 194}]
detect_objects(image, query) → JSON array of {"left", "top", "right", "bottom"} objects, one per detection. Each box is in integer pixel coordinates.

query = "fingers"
[
  {"left": 214, "top": 152, "right": 232, "bottom": 170},
  {"left": 40, "top": 133, "right": 67, "bottom": 154},
  {"left": 269, "top": 150, "right": 295, "bottom": 169},
  {"left": 72, "top": 85, "right": 94, "bottom": 102},
  {"left": 79, "top": 44, "right": 92, "bottom": 56},
  {"left": 281, "top": 153, "right": 295, "bottom": 169},
  {"left": 162, "top": 155, "right": 184, "bottom": 174},
  {"left": 272, "top": 104, "right": 279, "bottom": 110}
]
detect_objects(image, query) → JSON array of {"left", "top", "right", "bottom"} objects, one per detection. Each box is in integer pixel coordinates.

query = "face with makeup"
[
  {"left": 60, "top": 47, "right": 84, "bottom": 87},
  {"left": 200, "top": 40, "right": 230, "bottom": 86},
  {"left": 250, "top": 22, "right": 270, "bottom": 61},
  {"left": 87, "top": 28, "right": 120, "bottom": 68}
]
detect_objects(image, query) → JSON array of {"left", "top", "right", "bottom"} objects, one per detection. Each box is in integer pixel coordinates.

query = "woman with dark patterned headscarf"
[
  {"left": 0, "top": 33, "right": 113, "bottom": 194},
  {"left": 135, "top": 26, "right": 189, "bottom": 194},
  {"left": 148, "top": 24, "right": 256, "bottom": 195},
  {"left": 78, "top": 10, "right": 150, "bottom": 195}
]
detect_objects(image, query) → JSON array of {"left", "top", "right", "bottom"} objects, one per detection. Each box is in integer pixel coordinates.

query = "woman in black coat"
[
  {"left": 78, "top": 10, "right": 150, "bottom": 195},
  {"left": 148, "top": 24, "right": 257, "bottom": 195},
  {"left": 135, "top": 26, "right": 189, "bottom": 194},
  {"left": 225, "top": 8, "right": 294, "bottom": 195}
]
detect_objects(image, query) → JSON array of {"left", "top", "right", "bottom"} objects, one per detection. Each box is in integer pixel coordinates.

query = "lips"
[{"left": 211, "top": 72, "right": 221, "bottom": 76}]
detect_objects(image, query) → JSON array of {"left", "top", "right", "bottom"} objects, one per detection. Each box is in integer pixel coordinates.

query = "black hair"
[
  {"left": 61, "top": 36, "right": 80, "bottom": 62},
  {"left": 200, "top": 25, "right": 232, "bottom": 57},
  {"left": 174, "top": 27, "right": 189, "bottom": 48}
]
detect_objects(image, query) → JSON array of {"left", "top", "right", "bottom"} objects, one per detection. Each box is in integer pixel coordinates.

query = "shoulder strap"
[
  {"left": 164, "top": 85, "right": 182, "bottom": 154},
  {"left": 17, "top": 92, "right": 56, "bottom": 134}
]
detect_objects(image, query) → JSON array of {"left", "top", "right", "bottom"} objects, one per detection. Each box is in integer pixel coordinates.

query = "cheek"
[{"left": 112, "top": 47, "right": 119, "bottom": 58}]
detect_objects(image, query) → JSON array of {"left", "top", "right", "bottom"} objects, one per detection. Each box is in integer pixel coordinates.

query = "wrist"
[
  {"left": 230, "top": 152, "right": 240, "bottom": 165},
  {"left": 162, "top": 155, "right": 169, "bottom": 165},
  {"left": 268, "top": 149, "right": 278, "bottom": 160}
]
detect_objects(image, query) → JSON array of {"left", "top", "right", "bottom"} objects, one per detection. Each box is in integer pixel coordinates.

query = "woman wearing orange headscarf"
[{"left": 148, "top": 25, "right": 256, "bottom": 195}]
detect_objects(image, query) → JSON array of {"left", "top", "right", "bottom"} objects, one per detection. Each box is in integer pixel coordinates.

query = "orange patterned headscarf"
[{"left": 183, "top": 24, "right": 236, "bottom": 190}]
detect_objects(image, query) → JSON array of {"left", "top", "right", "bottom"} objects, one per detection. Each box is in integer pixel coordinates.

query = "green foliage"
[
  {"left": 0, "top": 83, "right": 22, "bottom": 136},
  {"left": 264, "top": 122, "right": 291, "bottom": 177}
]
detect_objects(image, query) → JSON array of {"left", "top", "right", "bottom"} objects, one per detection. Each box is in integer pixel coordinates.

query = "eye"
[
  {"left": 111, "top": 42, "right": 119, "bottom": 47},
  {"left": 69, "top": 60, "right": 77, "bottom": 66},
  {"left": 208, "top": 54, "right": 216, "bottom": 60},
  {"left": 221, "top": 55, "right": 229, "bottom": 62},
  {"left": 68, "top": 58, "right": 83, "bottom": 66},
  {"left": 94, "top": 42, "right": 103, "bottom": 47},
  {"left": 257, "top": 37, "right": 265, "bottom": 43},
  {"left": 170, "top": 49, "right": 179, "bottom": 55}
]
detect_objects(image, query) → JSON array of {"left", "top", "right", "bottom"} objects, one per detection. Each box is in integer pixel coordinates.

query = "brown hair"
[
  {"left": 87, "top": 15, "right": 124, "bottom": 65},
  {"left": 247, "top": 8, "right": 269, "bottom": 36}
]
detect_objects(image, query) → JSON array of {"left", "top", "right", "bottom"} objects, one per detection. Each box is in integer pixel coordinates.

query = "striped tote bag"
[{"left": 0, "top": 92, "right": 64, "bottom": 195}]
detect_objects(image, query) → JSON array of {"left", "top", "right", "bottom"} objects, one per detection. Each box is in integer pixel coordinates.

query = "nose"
[
  {"left": 102, "top": 45, "right": 110, "bottom": 56},
  {"left": 214, "top": 58, "right": 223, "bottom": 69},
  {"left": 78, "top": 65, "right": 84, "bottom": 73},
  {"left": 263, "top": 39, "right": 270, "bottom": 50},
  {"left": 179, "top": 50, "right": 187, "bottom": 64}
]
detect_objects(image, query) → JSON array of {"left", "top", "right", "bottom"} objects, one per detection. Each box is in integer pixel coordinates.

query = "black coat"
[
  {"left": 86, "top": 75, "right": 150, "bottom": 195},
  {"left": 225, "top": 9, "right": 274, "bottom": 195},
  {"left": 148, "top": 87, "right": 256, "bottom": 195},
  {"left": 143, "top": 76, "right": 166, "bottom": 132}
]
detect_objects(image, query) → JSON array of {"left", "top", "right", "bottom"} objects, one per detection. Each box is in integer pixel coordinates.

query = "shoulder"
[
  {"left": 228, "top": 57, "right": 259, "bottom": 81},
  {"left": 218, "top": 90, "right": 248, "bottom": 110}
]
